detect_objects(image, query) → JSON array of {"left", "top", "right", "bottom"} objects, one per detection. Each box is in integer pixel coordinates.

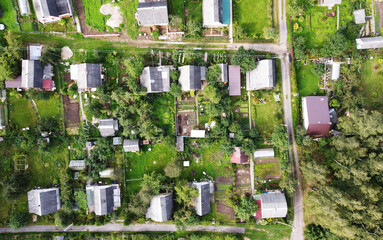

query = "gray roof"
[
  {"left": 302, "top": 96, "right": 331, "bottom": 136},
  {"left": 192, "top": 182, "right": 211, "bottom": 216},
  {"left": 146, "top": 193, "right": 173, "bottom": 222},
  {"left": 140, "top": 66, "right": 171, "bottom": 93},
  {"left": 353, "top": 9, "right": 366, "bottom": 24},
  {"left": 113, "top": 137, "right": 122, "bottom": 145},
  {"left": 261, "top": 192, "right": 288, "bottom": 219},
  {"left": 86, "top": 184, "right": 120, "bottom": 216},
  {"left": 203, "top": 0, "right": 223, "bottom": 27},
  {"left": 18, "top": 0, "right": 30, "bottom": 15},
  {"left": 70, "top": 63, "right": 102, "bottom": 90},
  {"left": 319, "top": 0, "right": 341, "bottom": 7},
  {"left": 22, "top": 60, "right": 43, "bottom": 89},
  {"left": 253, "top": 148, "right": 275, "bottom": 159},
  {"left": 218, "top": 64, "right": 228, "bottom": 82},
  {"left": 33, "top": 0, "right": 59, "bottom": 21},
  {"left": 98, "top": 119, "right": 118, "bottom": 137},
  {"left": 356, "top": 37, "right": 383, "bottom": 49},
  {"left": 178, "top": 66, "right": 206, "bottom": 91},
  {"left": 69, "top": 160, "right": 86, "bottom": 170},
  {"left": 28, "top": 188, "right": 61, "bottom": 216},
  {"left": 137, "top": 1, "right": 169, "bottom": 26},
  {"left": 176, "top": 136, "right": 184, "bottom": 152},
  {"left": 246, "top": 60, "right": 275, "bottom": 90},
  {"left": 56, "top": 0, "right": 71, "bottom": 16},
  {"left": 123, "top": 139, "right": 140, "bottom": 152}
]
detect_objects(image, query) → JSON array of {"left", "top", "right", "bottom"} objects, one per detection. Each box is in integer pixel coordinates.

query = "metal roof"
[
  {"left": 137, "top": 1, "right": 169, "bottom": 26},
  {"left": 190, "top": 130, "right": 206, "bottom": 138},
  {"left": 218, "top": 63, "right": 228, "bottom": 82},
  {"left": 356, "top": 37, "right": 383, "bottom": 50},
  {"left": 86, "top": 184, "right": 120, "bottom": 216},
  {"left": 331, "top": 62, "right": 340, "bottom": 80},
  {"left": 140, "top": 66, "right": 171, "bottom": 93},
  {"left": 98, "top": 119, "right": 118, "bottom": 137},
  {"left": 260, "top": 192, "right": 288, "bottom": 219},
  {"left": 28, "top": 188, "right": 61, "bottom": 216},
  {"left": 113, "top": 137, "right": 122, "bottom": 145},
  {"left": 319, "top": 0, "right": 342, "bottom": 7},
  {"left": 69, "top": 160, "right": 86, "bottom": 170},
  {"left": 56, "top": 0, "right": 71, "bottom": 16},
  {"left": 178, "top": 66, "right": 205, "bottom": 91},
  {"left": 246, "top": 60, "right": 275, "bottom": 91},
  {"left": 123, "top": 139, "right": 139, "bottom": 152},
  {"left": 18, "top": 0, "right": 30, "bottom": 15},
  {"left": 253, "top": 148, "right": 275, "bottom": 159},
  {"left": 29, "top": 45, "right": 42, "bottom": 60},
  {"left": 5, "top": 75, "right": 22, "bottom": 88},
  {"left": 146, "top": 193, "right": 173, "bottom": 222},
  {"left": 21, "top": 60, "right": 43, "bottom": 89},
  {"left": 203, "top": 0, "right": 223, "bottom": 27},
  {"left": 229, "top": 65, "right": 241, "bottom": 96},
  {"left": 231, "top": 147, "right": 248, "bottom": 164},
  {"left": 193, "top": 182, "right": 211, "bottom": 216},
  {"left": 302, "top": 96, "right": 331, "bottom": 137},
  {"left": 33, "top": 0, "right": 59, "bottom": 22},
  {"left": 353, "top": 9, "right": 366, "bottom": 24},
  {"left": 70, "top": 63, "right": 102, "bottom": 90}
]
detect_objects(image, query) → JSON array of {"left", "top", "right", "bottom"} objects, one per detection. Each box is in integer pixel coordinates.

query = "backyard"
[
  {"left": 8, "top": 95, "right": 38, "bottom": 128},
  {"left": 185, "top": 0, "right": 202, "bottom": 27},
  {"left": 254, "top": 162, "right": 281, "bottom": 178},
  {"left": 296, "top": 62, "right": 321, "bottom": 97},
  {"left": 361, "top": 55, "right": 383, "bottom": 111},
  {"left": 82, "top": 0, "right": 107, "bottom": 31},
  {"left": 0, "top": 0, "right": 19, "bottom": 31},
  {"left": 254, "top": 102, "right": 282, "bottom": 137},
  {"left": 35, "top": 94, "right": 62, "bottom": 119}
]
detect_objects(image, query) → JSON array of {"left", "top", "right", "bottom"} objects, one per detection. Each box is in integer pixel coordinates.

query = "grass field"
[
  {"left": 233, "top": 0, "right": 271, "bottom": 38},
  {"left": 83, "top": 0, "right": 107, "bottom": 31},
  {"left": 254, "top": 102, "right": 281, "bottom": 137},
  {"left": 8, "top": 95, "right": 38, "bottom": 128},
  {"left": 361, "top": 56, "right": 383, "bottom": 111},
  {"left": 0, "top": 0, "right": 19, "bottom": 31},
  {"left": 254, "top": 162, "right": 281, "bottom": 178},
  {"left": 296, "top": 63, "right": 321, "bottom": 97},
  {"left": 244, "top": 225, "right": 292, "bottom": 239},
  {"left": 35, "top": 94, "right": 62, "bottom": 119}
]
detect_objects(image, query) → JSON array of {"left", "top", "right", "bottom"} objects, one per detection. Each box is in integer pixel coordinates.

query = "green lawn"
[
  {"left": 8, "top": 95, "right": 38, "bottom": 128},
  {"left": 361, "top": 56, "right": 383, "bottom": 111},
  {"left": 254, "top": 102, "right": 281, "bottom": 137},
  {"left": 254, "top": 162, "right": 281, "bottom": 178},
  {"left": 233, "top": 0, "right": 271, "bottom": 38},
  {"left": 185, "top": 0, "right": 202, "bottom": 25},
  {"left": 244, "top": 225, "right": 292, "bottom": 240},
  {"left": 296, "top": 63, "right": 321, "bottom": 97},
  {"left": 35, "top": 94, "right": 62, "bottom": 119},
  {"left": 0, "top": 0, "right": 19, "bottom": 31},
  {"left": 83, "top": 0, "right": 107, "bottom": 31},
  {"left": 119, "top": 0, "right": 139, "bottom": 38},
  {"left": 151, "top": 94, "right": 175, "bottom": 136}
]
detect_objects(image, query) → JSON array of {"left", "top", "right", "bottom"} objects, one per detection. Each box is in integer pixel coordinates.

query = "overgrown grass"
[
  {"left": 254, "top": 162, "right": 281, "bottom": 178},
  {"left": 35, "top": 94, "right": 62, "bottom": 119},
  {"left": 0, "top": 0, "right": 19, "bottom": 31},
  {"left": 296, "top": 62, "right": 321, "bottom": 97},
  {"left": 361, "top": 56, "right": 383, "bottom": 111},
  {"left": 167, "top": 0, "right": 184, "bottom": 20},
  {"left": 82, "top": 0, "right": 107, "bottom": 31},
  {"left": 119, "top": 0, "right": 139, "bottom": 38},
  {"left": 244, "top": 225, "right": 292, "bottom": 240},
  {"left": 151, "top": 94, "right": 175, "bottom": 137},
  {"left": 8, "top": 95, "right": 38, "bottom": 128},
  {"left": 185, "top": 0, "right": 202, "bottom": 25}
]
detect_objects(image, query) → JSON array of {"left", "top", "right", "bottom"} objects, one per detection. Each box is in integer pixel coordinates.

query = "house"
[
  {"left": 146, "top": 193, "right": 173, "bottom": 222},
  {"left": 319, "top": 0, "right": 341, "bottom": 8},
  {"left": 302, "top": 96, "right": 331, "bottom": 137},
  {"left": 217, "top": 63, "right": 228, "bottom": 82},
  {"left": 140, "top": 66, "right": 171, "bottom": 93},
  {"left": 190, "top": 130, "right": 206, "bottom": 138},
  {"left": 202, "top": 0, "right": 230, "bottom": 28},
  {"left": 18, "top": 0, "right": 30, "bottom": 15},
  {"left": 259, "top": 192, "right": 288, "bottom": 219},
  {"left": 28, "top": 188, "right": 61, "bottom": 216},
  {"left": 70, "top": 63, "right": 103, "bottom": 91},
  {"left": 192, "top": 182, "right": 211, "bottom": 216},
  {"left": 246, "top": 60, "right": 276, "bottom": 91},
  {"left": 98, "top": 119, "right": 119, "bottom": 137},
  {"left": 33, "top": 0, "right": 72, "bottom": 24},
  {"left": 69, "top": 160, "right": 86, "bottom": 171},
  {"left": 229, "top": 65, "right": 241, "bottom": 96},
  {"left": 113, "top": 137, "right": 122, "bottom": 145},
  {"left": 29, "top": 44, "right": 42, "bottom": 60},
  {"left": 123, "top": 139, "right": 140, "bottom": 152},
  {"left": 254, "top": 148, "right": 274, "bottom": 159},
  {"left": 86, "top": 184, "right": 121, "bottom": 216},
  {"left": 331, "top": 62, "right": 341, "bottom": 80},
  {"left": 353, "top": 9, "right": 366, "bottom": 24},
  {"left": 43, "top": 64, "right": 55, "bottom": 90},
  {"left": 356, "top": 37, "right": 383, "bottom": 49},
  {"left": 178, "top": 66, "right": 206, "bottom": 91},
  {"left": 231, "top": 147, "right": 248, "bottom": 164},
  {"left": 136, "top": 0, "right": 169, "bottom": 26}
]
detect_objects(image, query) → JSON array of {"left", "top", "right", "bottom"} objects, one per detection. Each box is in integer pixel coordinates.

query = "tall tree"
[{"left": 232, "top": 47, "right": 257, "bottom": 73}]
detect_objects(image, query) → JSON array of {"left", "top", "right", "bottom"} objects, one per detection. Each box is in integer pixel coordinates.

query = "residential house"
[
  {"left": 190, "top": 130, "right": 206, "bottom": 138},
  {"left": 70, "top": 63, "right": 103, "bottom": 91},
  {"left": 28, "top": 188, "right": 61, "bottom": 216},
  {"left": 231, "top": 147, "right": 248, "bottom": 164},
  {"left": 192, "top": 182, "right": 211, "bottom": 216},
  {"left": 98, "top": 119, "right": 119, "bottom": 137},
  {"left": 146, "top": 193, "right": 173, "bottom": 222},
  {"left": 217, "top": 63, "right": 228, "bottom": 82},
  {"left": 319, "top": 0, "right": 341, "bottom": 8},
  {"left": 136, "top": 0, "right": 169, "bottom": 26},
  {"left": 356, "top": 37, "right": 383, "bottom": 49},
  {"left": 302, "top": 96, "right": 332, "bottom": 137},
  {"left": 229, "top": 65, "right": 241, "bottom": 96},
  {"left": 33, "top": 0, "right": 72, "bottom": 24},
  {"left": 178, "top": 66, "right": 206, "bottom": 91},
  {"left": 69, "top": 160, "right": 86, "bottom": 171},
  {"left": 86, "top": 184, "right": 121, "bottom": 216},
  {"left": 123, "top": 139, "right": 140, "bottom": 152},
  {"left": 29, "top": 44, "right": 42, "bottom": 61},
  {"left": 253, "top": 148, "right": 274, "bottom": 159},
  {"left": 353, "top": 9, "right": 366, "bottom": 24},
  {"left": 202, "top": 0, "right": 230, "bottom": 28},
  {"left": 140, "top": 66, "right": 171, "bottom": 93},
  {"left": 259, "top": 192, "right": 288, "bottom": 219},
  {"left": 246, "top": 60, "right": 276, "bottom": 91}
]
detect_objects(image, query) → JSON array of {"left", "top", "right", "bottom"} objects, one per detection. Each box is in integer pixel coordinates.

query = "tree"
[
  {"left": 86, "top": 138, "right": 112, "bottom": 178},
  {"left": 170, "top": 83, "right": 182, "bottom": 98},
  {"left": 206, "top": 64, "right": 222, "bottom": 83},
  {"left": 272, "top": 125, "right": 289, "bottom": 152},
  {"left": 233, "top": 195, "right": 258, "bottom": 221},
  {"left": 8, "top": 212, "right": 29, "bottom": 230},
  {"left": 241, "top": 138, "right": 257, "bottom": 155},
  {"left": 75, "top": 191, "right": 88, "bottom": 211},
  {"left": 293, "top": 36, "right": 306, "bottom": 60},
  {"left": 174, "top": 181, "right": 199, "bottom": 208},
  {"left": 186, "top": 20, "right": 202, "bottom": 38},
  {"left": 232, "top": 47, "right": 257, "bottom": 73},
  {"left": 170, "top": 70, "right": 180, "bottom": 81},
  {"left": 40, "top": 45, "right": 61, "bottom": 66},
  {"left": 164, "top": 159, "right": 182, "bottom": 178},
  {"left": 320, "top": 33, "right": 348, "bottom": 58},
  {"left": 233, "top": 22, "right": 247, "bottom": 40},
  {"left": 0, "top": 30, "right": 23, "bottom": 81},
  {"left": 68, "top": 83, "right": 78, "bottom": 95},
  {"left": 87, "top": 100, "right": 103, "bottom": 119},
  {"left": 311, "top": 63, "right": 325, "bottom": 77},
  {"left": 124, "top": 56, "right": 145, "bottom": 79},
  {"left": 203, "top": 85, "right": 221, "bottom": 104}
]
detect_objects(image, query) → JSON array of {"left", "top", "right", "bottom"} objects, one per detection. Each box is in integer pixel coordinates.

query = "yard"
[
  {"left": 254, "top": 162, "right": 281, "bottom": 179},
  {"left": 35, "top": 94, "right": 62, "bottom": 119},
  {"left": 296, "top": 62, "right": 321, "bottom": 97},
  {"left": 185, "top": 0, "right": 202, "bottom": 26},
  {"left": 254, "top": 102, "right": 282, "bottom": 137},
  {"left": 8, "top": 95, "right": 38, "bottom": 128},
  {"left": 0, "top": 0, "right": 19, "bottom": 31},
  {"left": 167, "top": 0, "right": 184, "bottom": 21},
  {"left": 151, "top": 94, "right": 175, "bottom": 136},
  {"left": 361, "top": 56, "right": 383, "bottom": 111},
  {"left": 82, "top": 0, "right": 107, "bottom": 31}
]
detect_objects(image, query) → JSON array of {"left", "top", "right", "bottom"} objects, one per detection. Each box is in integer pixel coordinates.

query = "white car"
[{"left": 0, "top": 24, "right": 5, "bottom": 31}]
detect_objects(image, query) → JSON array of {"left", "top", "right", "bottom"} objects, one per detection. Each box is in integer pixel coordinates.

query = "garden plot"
[
  {"left": 254, "top": 158, "right": 281, "bottom": 179},
  {"left": 361, "top": 55, "right": 383, "bottom": 111},
  {"left": 177, "top": 98, "right": 197, "bottom": 136}
]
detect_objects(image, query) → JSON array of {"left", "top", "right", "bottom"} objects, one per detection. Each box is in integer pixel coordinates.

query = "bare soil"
[
  {"left": 217, "top": 203, "right": 235, "bottom": 220},
  {"left": 216, "top": 176, "right": 233, "bottom": 185},
  {"left": 63, "top": 95, "right": 80, "bottom": 128},
  {"left": 235, "top": 168, "right": 251, "bottom": 185}
]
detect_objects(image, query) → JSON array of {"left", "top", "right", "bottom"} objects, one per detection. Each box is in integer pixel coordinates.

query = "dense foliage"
[{"left": 232, "top": 47, "right": 257, "bottom": 73}]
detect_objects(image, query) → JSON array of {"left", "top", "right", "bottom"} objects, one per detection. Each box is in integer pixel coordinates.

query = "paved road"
[{"left": 0, "top": 224, "right": 245, "bottom": 234}]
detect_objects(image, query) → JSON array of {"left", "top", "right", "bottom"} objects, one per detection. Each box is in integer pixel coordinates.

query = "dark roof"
[
  {"left": 33, "top": 0, "right": 59, "bottom": 18},
  {"left": 302, "top": 96, "right": 331, "bottom": 137},
  {"left": 137, "top": 1, "right": 169, "bottom": 26},
  {"left": 193, "top": 182, "right": 211, "bottom": 216},
  {"left": 56, "top": 0, "right": 71, "bottom": 15},
  {"left": 86, "top": 185, "right": 120, "bottom": 216},
  {"left": 22, "top": 60, "right": 43, "bottom": 88},
  {"left": 140, "top": 66, "right": 171, "bottom": 93},
  {"left": 229, "top": 65, "right": 241, "bottom": 96},
  {"left": 146, "top": 193, "right": 173, "bottom": 222},
  {"left": 28, "top": 188, "right": 60, "bottom": 216},
  {"left": 86, "top": 64, "right": 102, "bottom": 88},
  {"left": 5, "top": 75, "right": 22, "bottom": 88},
  {"left": 178, "top": 66, "right": 205, "bottom": 91},
  {"left": 99, "top": 187, "right": 114, "bottom": 215}
]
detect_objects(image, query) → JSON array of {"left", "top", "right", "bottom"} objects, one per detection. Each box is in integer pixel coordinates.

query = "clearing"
[
  {"left": 361, "top": 55, "right": 383, "bottom": 111},
  {"left": 296, "top": 62, "right": 321, "bottom": 97},
  {"left": 35, "top": 94, "right": 62, "bottom": 119},
  {"left": 8, "top": 95, "right": 38, "bottom": 128}
]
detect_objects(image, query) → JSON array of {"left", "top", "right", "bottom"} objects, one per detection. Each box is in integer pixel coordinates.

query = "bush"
[
  {"left": 186, "top": 20, "right": 202, "bottom": 38},
  {"left": 9, "top": 212, "right": 29, "bottom": 230}
]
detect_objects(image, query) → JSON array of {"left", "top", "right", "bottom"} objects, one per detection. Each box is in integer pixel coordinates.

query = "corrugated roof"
[
  {"left": 190, "top": 130, "right": 206, "bottom": 138},
  {"left": 178, "top": 66, "right": 205, "bottom": 91},
  {"left": 246, "top": 60, "right": 275, "bottom": 91},
  {"left": 87, "top": 185, "right": 120, "bottom": 216},
  {"left": 229, "top": 65, "right": 241, "bottom": 96},
  {"left": 5, "top": 75, "right": 22, "bottom": 88},
  {"left": 33, "top": 0, "right": 59, "bottom": 22},
  {"left": 137, "top": 1, "right": 169, "bottom": 26},
  {"left": 140, "top": 66, "right": 171, "bottom": 93},
  {"left": 28, "top": 188, "right": 60, "bottom": 216},
  {"left": 98, "top": 119, "right": 118, "bottom": 137},
  {"left": 319, "top": 0, "right": 342, "bottom": 7},
  {"left": 56, "top": 0, "right": 71, "bottom": 16},
  {"left": 70, "top": 63, "right": 102, "bottom": 89},
  {"left": 218, "top": 63, "right": 228, "bottom": 82},
  {"left": 69, "top": 160, "right": 86, "bottom": 170},
  {"left": 146, "top": 193, "right": 173, "bottom": 222},
  {"left": 123, "top": 139, "right": 140, "bottom": 152},
  {"left": 261, "top": 192, "right": 288, "bottom": 219},
  {"left": 231, "top": 147, "right": 248, "bottom": 164},
  {"left": 203, "top": 0, "right": 223, "bottom": 27},
  {"left": 29, "top": 45, "right": 42, "bottom": 60},
  {"left": 353, "top": 9, "right": 365, "bottom": 24},
  {"left": 356, "top": 37, "right": 383, "bottom": 49},
  {"left": 22, "top": 60, "right": 43, "bottom": 89},
  {"left": 193, "top": 182, "right": 211, "bottom": 216},
  {"left": 302, "top": 96, "right": 331, "bottom": 137},
  {"left": 253, "top": 148, "right": 274, "bottom": 159}
]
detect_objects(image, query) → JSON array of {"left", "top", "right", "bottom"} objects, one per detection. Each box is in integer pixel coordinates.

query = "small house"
[
  {"left": 253, "top": 148, "right": 274, "bottom": 159},
  {"left": 113, "top": 137, "right": 122, "bottom": 145},
  {"left": 136, "top": 0, "right": 169, "bottom": 26},
  {"left": 353, "top": 9, "right": 366, "bottom": 24},
  {"left": 319, "top": 0, "right": 341, "bottom": 8},
  {"left": 86, "top": 184, "right": 121, "bottom": 216},
  {"left": 231, "top": 147, "right": 248, "bottom": 164},
  {"left": 229, "top": 65, "right": 241, "bottom": 96},
  {"left": 18, "top": 0, "right": 30, "bottom": 15},
  {"left": 140, "top": 66, "right": 171, "bottom": 93},
  {"left": 202, "top": 0, "right": 230, "bottom": 28},
  {"left": 259, "top": 192, "right": 288, "bottom": 219},
  {"left": 302, "top": 96, "right": 331, "bottom": 137},
  {"left": 190, "top": 130, "right": 206, "bottom": 138},
  {"left": 178, "top": 66, "right": 206, "bottom": 91},
  {"left": 70, "top": 63, "right": 103, "bottom": 91},
  {"left": 246, "top": 60, "right": 276, "bottom": 91},
  {"left": 123, "top": 139, "right": 140, "bottom": 152},
  {"left": 217, "top": 63, "right": 228, "bottom": 82},
  {"left": 33, "top": 0, "right": 72, "bottom": 24},
  {"left": 98, "top": 119, "right": 119, "bottom": 137},
  {"left": 192, "top": 182, "right": 211, "bottom": 216},
  {"left": 146, "top": 193, "right": 173, "bottom": 222},
  {"left": 29, "top": 44, "right": 42, "bottom": 61},
  {"left": 331, "top": 62, "right": 340, "bottom": 80},
  {"left": 28, "top": 188, "right": 61, "bottom": 216},
  {"left": 356, "top": 37, "right": 383, "bottom": 49},
  {"left": 69, "top": 160, "right": 86, "bottom": 171}
]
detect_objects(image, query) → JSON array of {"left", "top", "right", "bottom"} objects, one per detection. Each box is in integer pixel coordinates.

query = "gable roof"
[
  {"left": 190, "top": 130, "right": 206, "bottom": 138},
  {"left": 56, "top": 0, "right": 71, "bottom": 16},
  {"left": 18, "top": 0, "right": 30, "bottom": 15},
  {"left": 192, "top": 182, "right": 211, "bottom": 216},
  {"left": 253, "top": 148, "right": 274, "bottom": 159},
  {"left": 218, "top": 63, "right": 228, "bottom": 82},
  {"left": 353, "top": 9, "right": 366, "bottom": 24},
  {"left": 319, "top": 0, "right": 341, "bottom": 7},
  {"left": 246, "top": 60, "right": 275, "bottom": 91},
  {"left": 136, "top": 1, "right": 169, "bottom": 26},
  {"left": 98, "top": 119, "right": 118, "bottom": 137},
  {"left": 123, "top": 139, "right": 140, "bottom": 152},
  {"left": 70, "top": 63, "right": 102, "bottom": 89},
  {"left": 86, "top": 184, "right": 121, "bottom": 216},
  {"left": 22, "top": 60, "right": 43, "bottom": 89},
  {"left": 231, "top": 147, "right": 248, "bottom": 164},
  {"left": 33, "top": 0, "right": 59, "bottom": 20},
  {"left": 356, "top": 37, "right": 383, "bottom": 49},
  {"left": 28, "top": 188, "right": 61, "bottom": 216},
  {"left": 140, "top": 66, "right": 171, "bottom": 93},
  {"left": 146, "top": 193, "right": 173, "bottom": 222},
  {"left": 29, "top": 44, "right": 42, "bottom": 60},
  {"left": 302, "top": 96, "right": 331, "bottom": 136},
  {"left": 69, "top": 160, "right": 86, "bottom": 170},
  {"left": 229, "top": 65, "right": 241, "bottom": 96},
  {"left": 203, "top": 0, "right": 222, "bottom": 27},
  {"left": 260, "top": 192, "right": 288, "bottom": 219},
  {"left": 113, "top": 137, "right": 122, "bottom": 145},
  {"left": 178, "top": 66, "right": 206, "bottom": 91}
]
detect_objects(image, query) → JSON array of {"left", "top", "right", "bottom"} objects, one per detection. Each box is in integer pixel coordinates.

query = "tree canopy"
[{"left": 232, "top": 47, "right": 257, "bottom": 73}]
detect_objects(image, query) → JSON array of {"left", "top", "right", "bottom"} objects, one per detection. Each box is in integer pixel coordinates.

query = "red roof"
[
  {"left": 231, "top": 147, "right": 248, "bottom": 164},
  {"left": 43, "top": 79, "right": 52, "bottom": 90},
  {"left": 229, "top": 65, "right": 241, "bottom": 96},
  {"left": 255, "top": 200, "right": 262, "bottom": 219},
  {"left": 5, "top": 75, "right": 22, "bottom": 88},
  {"left": 303, "top": 96, "right": 331, "bottom": 137}
]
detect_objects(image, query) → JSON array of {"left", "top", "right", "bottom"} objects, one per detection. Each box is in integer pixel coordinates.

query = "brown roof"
[
  {"left": 303, "top": 96, "right": 331, "bottom": 136},
  {"left": 231, "top": 147, "right": 248, "bottom": 164},
  {"left": 5, "top": 75, "right": 22, "bottom": 88},
  {"left": 229, "top": 65, "right": 241, "bottom": 96}
]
